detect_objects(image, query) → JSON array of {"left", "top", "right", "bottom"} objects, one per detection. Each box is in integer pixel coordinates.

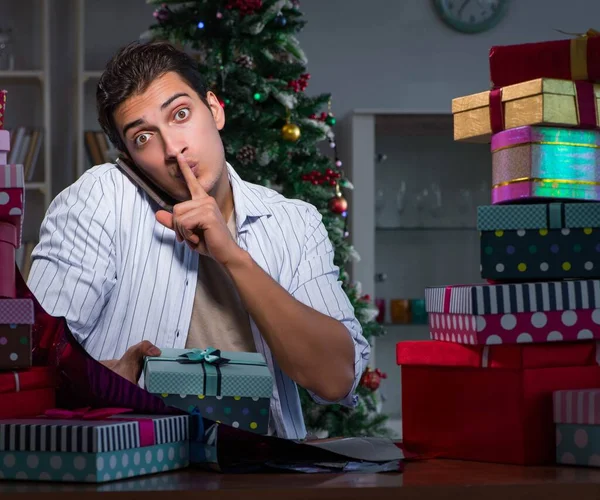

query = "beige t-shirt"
[{"left": 185, "top": 212, "right": 256, "bottom": 352}]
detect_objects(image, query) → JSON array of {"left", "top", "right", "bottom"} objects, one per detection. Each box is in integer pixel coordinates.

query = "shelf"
[
  {"left": 25, "top": 182, "right": 46, "bottom": 192},
  {"left": 83, "top": 70, "right": 103, "bottom": 82},
  {"left": 376, "top": 226, "right": 477, "bottom": 231},
  {"left": 0, "top": 70, "right": 44, "bottom": 81},
  {"left": 382, "top": 323, "right": 428, "bottom": 327}
]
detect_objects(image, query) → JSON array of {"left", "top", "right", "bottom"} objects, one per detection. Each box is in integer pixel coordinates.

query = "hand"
[
  {"left": 155, "top": 154, "right": 243, "bottom": 266},
  {"left": 100, "top": 340, "right": 161, "bottom": 385}
]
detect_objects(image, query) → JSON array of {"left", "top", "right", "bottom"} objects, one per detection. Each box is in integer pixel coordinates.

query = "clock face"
[{"left": 433, "top": 0, "right": 509, "bottom": 34}]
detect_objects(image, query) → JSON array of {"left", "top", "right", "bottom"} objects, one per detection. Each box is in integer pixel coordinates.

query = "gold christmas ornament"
[{"left": 281, "top": 122, "right": 301, "bottom": 142}]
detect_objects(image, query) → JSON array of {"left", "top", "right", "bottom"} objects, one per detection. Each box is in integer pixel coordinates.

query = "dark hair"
[{"left": 96, "top": 40, "right": 209, "bottom": 153}]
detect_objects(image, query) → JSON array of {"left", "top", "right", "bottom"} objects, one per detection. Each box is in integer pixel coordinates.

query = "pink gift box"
[
  {"left": 428, "top": 309, "right": 599, "bottom": 345},
  {"left": 425, "top": 280, "right": 600, "bottom": 345},
  {"left": 0, "top": 164, "right": 24, "bottom": 247},
  {"left": 554, "top": 389, "right": 600, "bottom": 425}
]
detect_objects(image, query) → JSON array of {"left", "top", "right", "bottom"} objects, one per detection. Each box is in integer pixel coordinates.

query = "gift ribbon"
[
  {"left": 177, "top": 347, "right": 230, "bottom": 366},
  {"left": 575, "top": 80, "right": 598, "bottom": 128},
  {"left": 492, "top": 177, "right": 600, "bottom": 189},
  {"left": 568, "top": 29, "right": 600, "bottom": 81},
  {"left": 43, "top": 407, "right": 156, "bottom": 448},
  {"left": 489, "top": 88, "right": 505, "bottom": 134},
  {"left": 12, "top": 371, "right": 19, "bottom": 393}
]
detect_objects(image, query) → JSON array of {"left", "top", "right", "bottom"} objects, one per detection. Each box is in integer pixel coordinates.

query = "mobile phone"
[{"left": 115, "top": 156, "right": 176, "bottom": 212}]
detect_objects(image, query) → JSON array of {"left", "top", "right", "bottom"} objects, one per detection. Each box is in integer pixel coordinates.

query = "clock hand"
[{"left": 458, "top": 0, "right": 472, "bottom": 17}]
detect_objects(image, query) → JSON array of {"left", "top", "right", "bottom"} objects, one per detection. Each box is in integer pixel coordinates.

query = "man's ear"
[{"left": 205, "top": 91, "right": 226, "bottom": 131}]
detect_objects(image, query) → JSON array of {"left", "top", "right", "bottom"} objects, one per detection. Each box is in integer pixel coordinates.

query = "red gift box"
[
  {"left": 0, "top": 366, "right": 57, "bottom": 418},
  {"left": 397, "top": 340, "right": 600, "bottom": 465},
  {"left": 490, "top": 33, "right": 600, "bottom": 88}
]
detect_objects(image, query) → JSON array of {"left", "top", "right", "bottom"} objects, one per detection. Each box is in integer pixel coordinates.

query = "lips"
[{"left": 174, "top": 160, "right": 198, "bottom": 178}]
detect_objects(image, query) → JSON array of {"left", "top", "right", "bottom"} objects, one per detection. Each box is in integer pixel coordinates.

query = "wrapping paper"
[
  {"left": 397, "top": 340, "right": 600, "bottom": 465},
  {"left": 0, "top": 164, "right": 24, "bottom": 247},
  {"left": 0, "top": 442, "right": 189, "bottom": 483},
  {"left": 477, "top": 202, "right": 600, "bottom": 231},
  {"left": 452, "top": 78, "right": 600, "bottom": 143},
  {"left": 428, "top": 309, "right": 600, "bottom": 345},
  {"left": 480, "top": 227, "right": 600, "bottom": 280},
  {"left": 0, "top": 221, "right": 16, "bottom": 298},
  {"left": 0, "top": 298, "right": 34, "bottom": 369},
  {"left": 489, "top": 34, "right": 600, "bottom": 88},
  {"left": 160, "top": 394, "right": 269, "bottom": 435},
  {"left": 556, "top": 424, "right": 600, "bottom": 467},
  {"left": 491, "top": 126, "right": 600, "bottom": 204},
  {"left": 0, "top": 366, "right": 57, "bottom": 418},
  {"left": 0, "top": 89, "right": 6, "bottom": 130},
  {"left": 0, "top": 129, "right": 10, "bottom": 164},
  {"left": 554, "top": 388, "right": 600, "bottom": 424},
  {"left": 425, "top": 280, "right": 600, "bottom": 315},
  {"left": 0, "top": 414, "right": 189, "bottom": 453}
]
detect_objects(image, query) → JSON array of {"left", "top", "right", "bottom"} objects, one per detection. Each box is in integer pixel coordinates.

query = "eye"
[
  {"left": 175, "top": 108, "right": 190, "bottom": 121},
  {"left": 134, "top": 133, "right": 151, "bottom": 147}
]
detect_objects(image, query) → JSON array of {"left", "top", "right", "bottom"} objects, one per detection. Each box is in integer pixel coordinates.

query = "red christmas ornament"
[
  {"left": 329, "top": 194, "right": 348, "bottom": 214},
  {"left": 218, "top": 99, "right": 226, "bottom": 108},
  {"left": 225, "top": 0, "right": 262, "bottom": 16},
  {"left": 360, "top": 367, "right": 387, "bottom": 391}
]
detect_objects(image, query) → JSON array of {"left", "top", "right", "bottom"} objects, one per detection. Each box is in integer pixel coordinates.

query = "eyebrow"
[{"left": 121, "top": 92, "right": 192, "bottom": 138}]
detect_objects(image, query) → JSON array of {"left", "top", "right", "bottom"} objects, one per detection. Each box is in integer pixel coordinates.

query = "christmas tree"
[{"left": 145, "top": 0, "right": 389, "bottom": 438}]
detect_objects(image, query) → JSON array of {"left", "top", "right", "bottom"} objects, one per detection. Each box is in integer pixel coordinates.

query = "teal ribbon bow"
[{"left": 177, "top": 347, "right": 230, "bottom": 366}]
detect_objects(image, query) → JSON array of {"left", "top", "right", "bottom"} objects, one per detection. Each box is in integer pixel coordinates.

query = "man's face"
[{"left": 113, "top": 71, "right": 226, "bottom": 201}]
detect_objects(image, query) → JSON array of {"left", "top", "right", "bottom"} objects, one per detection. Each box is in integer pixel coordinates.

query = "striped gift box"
[
  {"left": 554, "top": 389, "right": 600, "bottom": 425},
  {"left": 425, "top": 280, "right": 600, "bottom": 315},
  {"left": 0, "top": 414, "right": 189, "bottom": 453}
]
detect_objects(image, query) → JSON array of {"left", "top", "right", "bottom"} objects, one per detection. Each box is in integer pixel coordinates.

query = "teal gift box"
[
  {"left": 144, "top": 348, "right": 272, "bottom": 435},
  {"left": 0, "top": 413, "right": 190, "bottom": 482},
  {"left": 478, "top": 202, "right": 600, "bottom": 280}
]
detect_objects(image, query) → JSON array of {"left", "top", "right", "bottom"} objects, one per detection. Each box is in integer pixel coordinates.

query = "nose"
[{"left": 163, "top": 132, "right": 188, "bottom": 161}]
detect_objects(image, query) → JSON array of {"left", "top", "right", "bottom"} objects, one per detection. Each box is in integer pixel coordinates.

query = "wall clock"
[{"left": 433, "top": 0, "right": 509, "bottom": 34}]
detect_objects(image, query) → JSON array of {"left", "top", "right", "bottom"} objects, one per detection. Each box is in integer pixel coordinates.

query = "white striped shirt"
[{"left": 27, "top": 162, "right": 370, "bottom": 439}]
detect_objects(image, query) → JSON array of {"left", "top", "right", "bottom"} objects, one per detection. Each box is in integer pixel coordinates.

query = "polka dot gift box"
[
  {"left": 144, "top": 348, "right": 272, "bottom": 435},
  {"left": 0, "top": 298, "right": 34, "bottom": 369},
  {"left": 397, "top": 340, "right": 600, "bottom": 465},
  {"left": 0, "top": 411, "right": 190, "bottom": 482},
  {"left": 425, "top": 280, "right": 600, "bottom": 345},
  {"left": 554, "top": 389, "right": 600, "bottom": 467},
  {"left": 478, "top": 202, "right": 600, "bottom": 281}
]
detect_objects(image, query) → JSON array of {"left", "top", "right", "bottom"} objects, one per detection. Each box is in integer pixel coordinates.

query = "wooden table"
[{"left": 1, "top": 459, "right": 600, "bottom": 499}]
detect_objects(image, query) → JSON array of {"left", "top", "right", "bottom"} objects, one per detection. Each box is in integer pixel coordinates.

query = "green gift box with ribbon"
[
  {"left": 144, "top": 348, "right": 272, "bottom": 435},
  {"left": 478, "top": 202, "right": 600, "bottom": 281}
]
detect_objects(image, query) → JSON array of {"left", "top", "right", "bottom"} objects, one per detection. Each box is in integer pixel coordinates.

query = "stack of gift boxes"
[
  {"left": 397, "top": 33, "right": 600, "bottom": 466},
  {"left": 0, "top": 90, "right": 56, "bottom": 420}
]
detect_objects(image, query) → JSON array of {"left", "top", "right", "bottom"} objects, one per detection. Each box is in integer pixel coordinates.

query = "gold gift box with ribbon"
[{"left": 452, "top": 78, "right": 600, "bottom": 143}]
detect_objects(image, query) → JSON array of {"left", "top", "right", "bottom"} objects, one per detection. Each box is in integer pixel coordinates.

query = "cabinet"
[
  {"left": 340, "top": 111, "right": 490, "bottom": 437},
  {"left": 73, "top": 0, "right": 156, "bottom": 178},
  {"left": 0, "top": 0, "right": 52, "bottom": 275}
]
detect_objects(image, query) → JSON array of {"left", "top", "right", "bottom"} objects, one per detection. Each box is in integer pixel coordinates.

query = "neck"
[{"left": 212, "top": 163, "right": 234, "bottom": 221}]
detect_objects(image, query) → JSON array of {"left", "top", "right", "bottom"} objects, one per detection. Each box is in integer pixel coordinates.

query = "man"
[{"left": 27, "top": 41, "right": 369, "bottom": 439}]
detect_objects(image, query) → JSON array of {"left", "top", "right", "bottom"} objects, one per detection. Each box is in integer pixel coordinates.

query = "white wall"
[
  {"left": 297, "top": 0, "right": 600, "bottom": 117},
  {"left": 2, "top": 0, "right": 600, "bottom": 194}
]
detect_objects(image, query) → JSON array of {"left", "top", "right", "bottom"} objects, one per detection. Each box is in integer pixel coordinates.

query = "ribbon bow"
[
  {"left": 177, "top": 347, "right": 230, "bottom": 366},
  {"left": 44, "top": 407, "right": 133, "bottom": 420}
]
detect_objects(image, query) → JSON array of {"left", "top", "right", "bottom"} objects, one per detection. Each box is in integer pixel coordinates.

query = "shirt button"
[
  {"left": 176, "top": 330, "right": 180, "bottom": 337},
  {"left": 185, "top": 279, "right": 189, "bottom": 286}
]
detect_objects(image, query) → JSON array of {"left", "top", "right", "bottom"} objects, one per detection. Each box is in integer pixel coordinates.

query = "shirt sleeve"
[
  {"left": 27, "top": 172, "right": 116, "bottom": 344},
  {"left": 289, "top": 205, "right": 370, "bottom": 408}
]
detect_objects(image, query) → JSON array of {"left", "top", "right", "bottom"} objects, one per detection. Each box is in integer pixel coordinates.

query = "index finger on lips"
[{"left": 177, "top": 154, "right": 208, "bottom": 200}]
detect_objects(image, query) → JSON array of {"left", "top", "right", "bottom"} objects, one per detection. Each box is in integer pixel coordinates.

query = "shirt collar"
[{"left": 227, "top": 162, "right": 271, "bottom": 232}]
